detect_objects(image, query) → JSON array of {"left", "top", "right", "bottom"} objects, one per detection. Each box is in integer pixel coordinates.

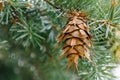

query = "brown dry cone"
[
  {"left": 0, "top": 2, "right": 4, "bottom": 10},
  {"left": 111, "top": 0, "right": 117, "bottom": 7},
  {"left": 57, "top": 11, "right": 92, "bottom": 70}
]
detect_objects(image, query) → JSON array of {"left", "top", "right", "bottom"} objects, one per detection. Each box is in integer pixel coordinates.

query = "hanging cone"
[{"left": 57, "top": 11, "right": 92, "bottom": 70}]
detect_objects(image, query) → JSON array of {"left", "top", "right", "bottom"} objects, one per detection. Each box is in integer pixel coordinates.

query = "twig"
[
  {"left": 87, "top": 18, "right": 119, "bottom": 28},
  {"left": 43, "top": 0, "right": 65, "bottom": 12}
]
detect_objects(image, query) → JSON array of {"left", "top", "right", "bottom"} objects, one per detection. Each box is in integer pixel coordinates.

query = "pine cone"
[{"left": 57, "top": 11, "right": 92, "bottom": 69}]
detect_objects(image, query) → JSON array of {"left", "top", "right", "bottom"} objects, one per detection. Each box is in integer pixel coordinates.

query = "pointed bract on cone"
[{"left": 57, "top": 11, "right": 92, "bottom": 69}]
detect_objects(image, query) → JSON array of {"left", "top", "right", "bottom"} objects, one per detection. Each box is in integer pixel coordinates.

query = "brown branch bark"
[{"left": 43, "top": 0, "right": 65, "bottom": 12}]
